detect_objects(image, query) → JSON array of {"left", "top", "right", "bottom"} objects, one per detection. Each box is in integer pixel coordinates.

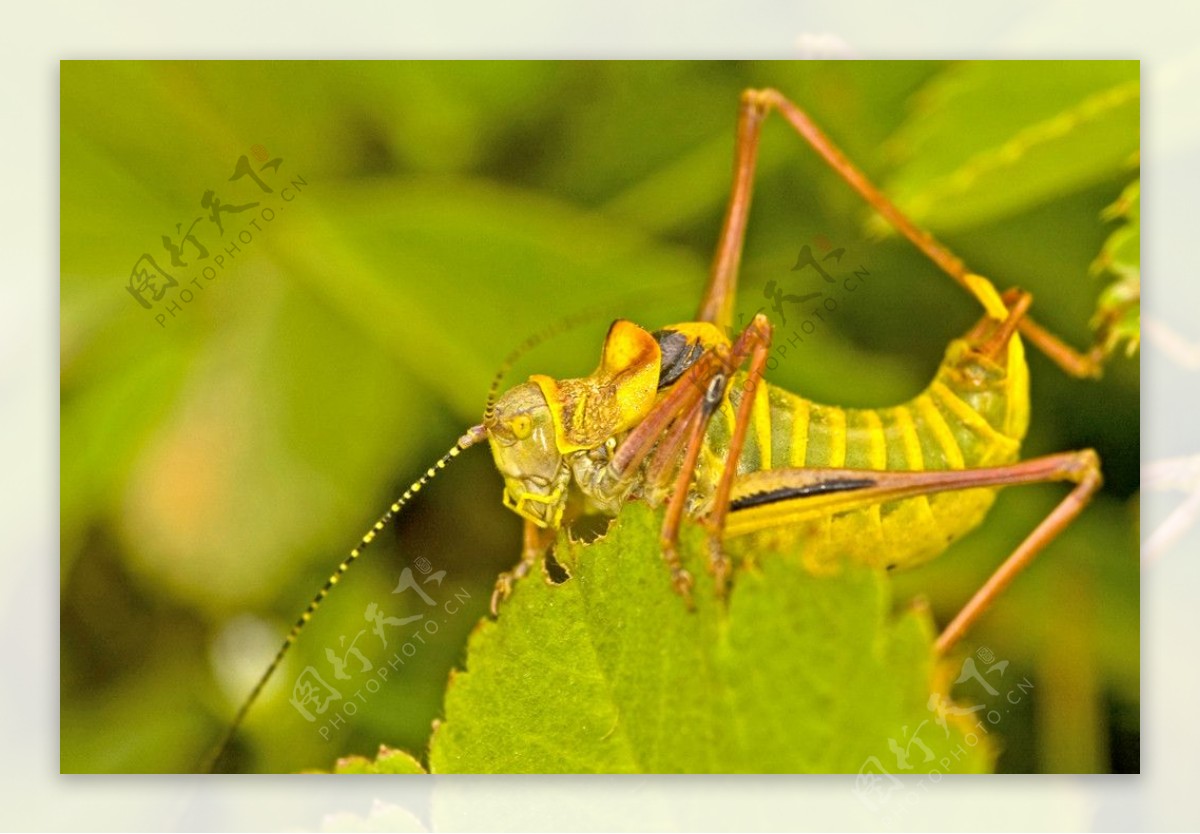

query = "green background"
[{"left": 60, "top": 60, "right": 1139, "bottom": 774}]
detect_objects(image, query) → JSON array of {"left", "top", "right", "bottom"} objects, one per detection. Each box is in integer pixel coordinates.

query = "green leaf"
[
  {"left": 1090, "top": 179, "right": 1141, "bottom": 357},
  {"left": 876, "top": 61, "right": 1139, "bottom": 232},
  {"left": 322, "top": 745, "right": 426, "bottom": 774},
  {"left": 426, "top": 503, "right": 993, "bottom": 774}
]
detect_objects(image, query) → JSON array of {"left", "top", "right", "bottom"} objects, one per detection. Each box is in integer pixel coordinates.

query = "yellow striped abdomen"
[{"left": 706, "top": 335, "right": 1029, "bottom": 572}]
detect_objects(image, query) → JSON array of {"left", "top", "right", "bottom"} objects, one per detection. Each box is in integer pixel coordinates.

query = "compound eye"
[{"left": 510, "top": 414, "right": 532, "bottom": 440}]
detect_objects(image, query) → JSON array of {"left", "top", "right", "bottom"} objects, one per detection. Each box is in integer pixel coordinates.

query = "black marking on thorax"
[
  {"left": 653, "top": 329, "right": 706, "bottom": 388},
  {"left": 729, "top": 478, "right": 877, "bottom": 511}
]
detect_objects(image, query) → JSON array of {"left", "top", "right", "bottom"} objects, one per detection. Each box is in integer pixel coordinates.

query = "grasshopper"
[{"left": 210, "top": 88, "right": 1106, "bottom": 770}]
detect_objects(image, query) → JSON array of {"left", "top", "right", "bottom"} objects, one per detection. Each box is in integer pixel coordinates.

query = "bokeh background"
[{"left": 60, "top": 60, "right": 1139, "bottom": 774}]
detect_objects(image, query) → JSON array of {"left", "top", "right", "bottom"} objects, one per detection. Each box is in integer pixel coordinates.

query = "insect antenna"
[
  {"left": 211, "top": 285, "right": 685, "bottom": 771},
  {"left": 483, "top": 309, "right": 607, "bottom": 422},
  {"left": 483, "top": 283, "right": 694, "bottom": 422},
  {"left": 205, "top": 424, "right": 487, "bottom": 773}
]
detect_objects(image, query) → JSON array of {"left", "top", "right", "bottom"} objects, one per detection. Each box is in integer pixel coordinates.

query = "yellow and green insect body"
[
  {"left": 714, "top": 331, "right": 1030, "bottom": 573},
  {"left": 211, "top": 88, "right": 1110, "bottom": 770},
  {"left": 485, "top": 310, "right": 1031, "bottom": 578},
  {"left": 476, "top": 86, "right": 1103, "bottom": 661}
]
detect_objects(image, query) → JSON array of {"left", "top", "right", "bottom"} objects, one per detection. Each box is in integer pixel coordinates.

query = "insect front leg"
[
  {"left": 490, "top": 519, "right": 556, "bottom": 616},
  {"left": 603, "top": 351, "right": 729, "bottom": 604},
  {"left": 628, "top": 314, "right": 774, "bottom": 602},
  {"left": 659, "top": 408, "right": 712, "bottom": 603}
]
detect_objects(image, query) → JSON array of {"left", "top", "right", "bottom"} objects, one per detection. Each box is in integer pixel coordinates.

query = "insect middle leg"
[
  {"left": 604, "top": 314, "right": 775, "bottom": 601},
  {"left": 702, "top": 313, "right": 773, "bottom": 596},
  {"left": 490, "top": 518, "right": 556, "bottom": 615}
]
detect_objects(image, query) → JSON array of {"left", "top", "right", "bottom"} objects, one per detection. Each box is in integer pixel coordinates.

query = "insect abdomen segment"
[{"left": 712, "top": 335, "right": 1030, "bottom": 572}]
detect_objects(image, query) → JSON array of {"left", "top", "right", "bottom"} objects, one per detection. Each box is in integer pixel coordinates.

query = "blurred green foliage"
[
  {"left": 60, "top": 60, "right": 1138, "bottom": 774},
  {"left": 1091, "top": 179, "right": 1141, "bottom": 357}
]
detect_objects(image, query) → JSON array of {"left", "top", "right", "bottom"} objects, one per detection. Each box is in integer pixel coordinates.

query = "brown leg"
[
  {"left": 935, "top": 453, "right": 1103, "bottom": 654},
  {"left": 726, "top": 450, "right": 1102, "bottom": 654},
  {"left": 1014, "top": 315, "right": 1106, "bottom": 378},
  {"left": 972, "top": 288, "right": 1097, "bottom": 378},
  {"left": 649, "top": 315, "right": 775, "bottom": 602},
  {"left": 603, "top": 349, "right": 733, "bottom": 604},
  {"left": 700, "top": 88, "right": 1105, "bottom": 378},
  {"left": 602, "top": 314, "right": 774, "bottom": 605},
  {"left": 658, "top": 409, "right": 709, "bottom": 605},
  {"left": 606, "top": 352, "right": 720, "bottom": 479},
  {"left": 704, "top": 313, "right": 773, "bottom": 595},
  {"left": 974, "top": 289, "right": 1032, "bottom": 358},
  {"left": 490, "top": 518, "right": 555, "bottom": 616},
  {"left": 697, "top": 91, "right": 772, "bottom": 331},
  {"left": 645, "top": 392, "right": 710, "bottom": 493}
]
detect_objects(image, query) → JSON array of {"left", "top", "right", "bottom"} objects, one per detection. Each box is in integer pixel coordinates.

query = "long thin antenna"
[
  {"left": 483, "top": 309, "right": 609, "bottom": 423},
  {"left": 482, "top": 283, "right": 696, "bottom": 422},
  {"left": 206, "top": 424, "right": 487, "bottom": 772}
]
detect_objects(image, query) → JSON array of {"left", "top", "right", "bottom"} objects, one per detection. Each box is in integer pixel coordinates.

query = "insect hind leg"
[
  {"left": 710, "top": 87, "right": 1106, "bottom": 378},
  {"left": 935, "top": 450, "right": 1103, "bottom": 654},
  {"left": 724, "top": 450, "right": 1103, "bottom": 655},
  {"left": 651, "top": 313, "right": 774, "bottom": 601}
]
